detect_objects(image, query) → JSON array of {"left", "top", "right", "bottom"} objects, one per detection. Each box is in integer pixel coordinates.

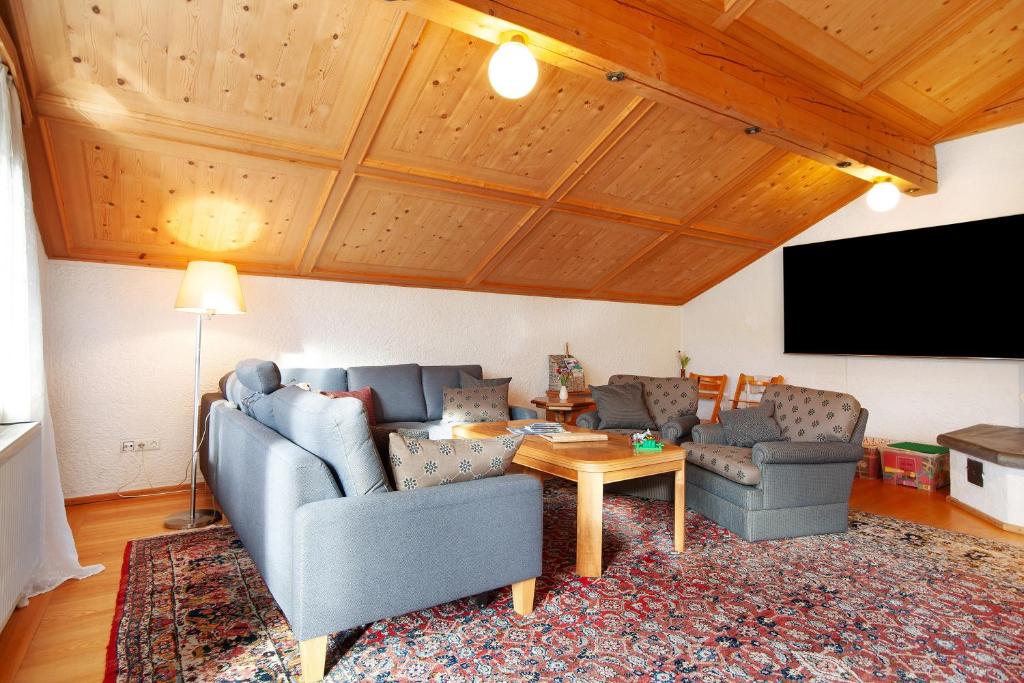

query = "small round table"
[{"left": 530, "top": 393, "right": 597, "bottom": 424}]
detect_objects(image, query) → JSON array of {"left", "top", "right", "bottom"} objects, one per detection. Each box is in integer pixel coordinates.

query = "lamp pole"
[{"left": 165, "top": 310, "right": 223, "bottom": 529}]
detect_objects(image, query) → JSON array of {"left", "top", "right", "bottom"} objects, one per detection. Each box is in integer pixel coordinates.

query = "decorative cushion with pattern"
[
  {"left": 609, "top": 375, "right": 699, "bottom": 426},
  {"left": 458, "top": 370, "right": 512, "bottom": 388},
  {"left": 764, "top": 385, "right": 862, "bottom": 443},
  {"left": 686, "top": 443, "right": 761, "bottom": 485},
  {"left": 321, "top": 387, "right": 376, "bottom": 426},
  {"left": 590, "top": 382, "right": 657, "bottom": 430},
  {"left": 441, "top": 385, "right": 509, "bottom": 424},
  {"left": 387, "top": 432, "right": 523, "bottom": 490},
  {"left": 719, "top": 402, "right": 783, "bottom": 448}
]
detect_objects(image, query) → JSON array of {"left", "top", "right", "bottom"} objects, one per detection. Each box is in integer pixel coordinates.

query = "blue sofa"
[{"left": 200, "top": 362, "right": 542, "bottom": 682}]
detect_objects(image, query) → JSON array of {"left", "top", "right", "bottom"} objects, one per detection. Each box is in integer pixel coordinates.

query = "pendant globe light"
[
  {"left": 865, "top": 178, "right": 901, "bottom": 212},
  {"left": 488, "top": 33, "right": 538, "bottom": 99}
]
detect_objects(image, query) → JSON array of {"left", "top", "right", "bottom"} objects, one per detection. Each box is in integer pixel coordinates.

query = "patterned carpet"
[{"left": 106, "top": 481, "right": 1024, "bottom": 682}]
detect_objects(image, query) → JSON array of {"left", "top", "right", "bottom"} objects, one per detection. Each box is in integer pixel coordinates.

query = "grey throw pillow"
[
  {"left": 719, "top": 402, "right": 783, "bottom": 448},
  {"left": 388, "top": 433, "right": 523, "bottom": 490},
  {"left": 270, "top": 386, "right": 391, "bottom": 495},
  {"left": 459, "top": 370, "right": 512, "bottom": 388},
  {"left": 441, "top": 385, "right": 510, "bottom": 423},
  {"left": 590, "top": 382, "right": 656, "bottom": 430}
]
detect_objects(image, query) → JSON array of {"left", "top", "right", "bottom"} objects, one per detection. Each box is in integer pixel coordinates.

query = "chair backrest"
[
  {"left": 730, "top": 373, "right": 785, "bottom": 410},
  {"left": 689, "top": 372, "right": 728, "bottom": 423}
]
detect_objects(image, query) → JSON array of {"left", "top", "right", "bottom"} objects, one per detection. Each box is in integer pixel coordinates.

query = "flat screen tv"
[{"left": 783, "top": 214, "right": 1023, "bottom": 359}]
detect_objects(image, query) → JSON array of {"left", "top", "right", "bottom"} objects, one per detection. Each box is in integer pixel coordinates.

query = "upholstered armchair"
[
  {"left": 685, "top": 385, "right": 868, "bottom": 541},
  {"left": 575, "top": 374, "right": 701, "bottom": 445}
]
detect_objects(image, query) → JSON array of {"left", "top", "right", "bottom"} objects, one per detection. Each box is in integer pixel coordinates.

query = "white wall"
[
  {"left": 42, "top": 262, "right": 682, "bottom": 497},
  {"left": 681, "top": 123, "right": 1024, "bottom": 441}
]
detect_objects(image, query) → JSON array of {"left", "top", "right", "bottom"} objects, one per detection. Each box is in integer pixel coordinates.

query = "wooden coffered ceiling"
[{"left": 2, "top": 1, "right": 1023, "bottom": 305}]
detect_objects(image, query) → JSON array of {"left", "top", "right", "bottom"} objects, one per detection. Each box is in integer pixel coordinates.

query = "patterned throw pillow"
[
  {"left": 458, "top": 370, "right": 512, "bottom": 388},
  {"left": 387, "top": 433, "right": 523, "bottom": 490},
  {"left": 441, "top": 385, "right": 509, "bottom": 423},
  {"left": 719, "top": 402, "right": 783, "bottom": 448},
  {"left": 321, "top": 387, "right": 376, "bottom": 426},
  {"left": 608, "top": 375, "right": 699, "bottom": 426},
  {"left": 590, "top": 382, "right": 656, "bottom": 430}
]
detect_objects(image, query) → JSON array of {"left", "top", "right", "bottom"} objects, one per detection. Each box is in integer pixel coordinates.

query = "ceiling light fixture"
[
  {"left": 865, "top": 178, "right": 901, "bottom": 212},
  {"left": 488, "top": 32, "right": 538, "bottom": 99}
]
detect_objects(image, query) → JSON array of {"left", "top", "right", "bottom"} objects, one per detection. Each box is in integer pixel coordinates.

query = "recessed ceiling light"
[
  {"left": 866, "top": 178, "right": 901, "bottom": 212},
  {"left": 488, "top": 33, "right": 538, "bottom": 100}
]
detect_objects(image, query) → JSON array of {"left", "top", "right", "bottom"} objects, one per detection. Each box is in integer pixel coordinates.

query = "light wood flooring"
[{"left": 1, "top": 481, "right": 1020, "bottom": 682}]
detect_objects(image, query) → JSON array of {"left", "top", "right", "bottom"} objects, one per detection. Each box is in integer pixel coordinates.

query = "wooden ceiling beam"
[
  {"left": 464, "top": 97, "right": 654, "bottom": 287},
  {"left": 400, "top": 0, "right": 938, "bottom": 194}
]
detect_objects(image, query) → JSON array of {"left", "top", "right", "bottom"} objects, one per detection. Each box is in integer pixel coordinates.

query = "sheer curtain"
[{"left": 0, "top": 65, "right": 103, "bottom": 600}]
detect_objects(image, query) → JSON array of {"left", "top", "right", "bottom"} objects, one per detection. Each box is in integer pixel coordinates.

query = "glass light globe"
[
  {"left": 488, "top": 39, "right": 538, "bottom": 99},
  {"left": 866, "top": 180, "right": 901, "bottom": 212}
]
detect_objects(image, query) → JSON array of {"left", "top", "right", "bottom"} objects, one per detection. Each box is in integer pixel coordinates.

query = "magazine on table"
[{"left": 507, "top": 422, "right": 566, "bottom": 436}]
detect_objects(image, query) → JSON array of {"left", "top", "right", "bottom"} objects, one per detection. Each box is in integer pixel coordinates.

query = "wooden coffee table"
[{"left": 453, "top": 420, "right": 686, "bottom": 577}]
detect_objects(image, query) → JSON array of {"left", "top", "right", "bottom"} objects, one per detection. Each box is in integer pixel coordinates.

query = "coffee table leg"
[
  {"left": 576, "top": 471, "right": 604, "bottom": 577},
  {"left": 674, "top": 467, "right": 685, "bottom": 552}
]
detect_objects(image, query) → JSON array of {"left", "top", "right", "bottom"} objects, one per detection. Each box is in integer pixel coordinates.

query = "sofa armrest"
[
  {"left": 691, "top": 422, "right": 727, "bottom": 445},
  {"left": 752, "top": 440, "right": 865, "bottom": 466},
  {"left": 660, "top": 414, "right": 701, "bottom": 445},
  {"left": 575, "top": 410, "right": 600, "bottom": 430},
  {"left": 510, "top": 405, "right": 538, "bottom": 420},
  {"left": 291, "top": 474, "right": 542, "bottom": 640}
]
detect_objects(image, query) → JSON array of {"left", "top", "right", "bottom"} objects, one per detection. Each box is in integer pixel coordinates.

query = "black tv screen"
[{"left": 783, "top": 214, "right": 1024, "bottom": 359}]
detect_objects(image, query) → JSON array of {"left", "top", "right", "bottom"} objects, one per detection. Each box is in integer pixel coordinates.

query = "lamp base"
[{"left": 164, "top": 508, "right": 222, "bottom": 530}]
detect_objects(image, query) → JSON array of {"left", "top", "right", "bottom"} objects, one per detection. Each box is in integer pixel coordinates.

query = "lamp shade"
[{"left": 174, "top": 261, "right": 246, "bottom": 314}]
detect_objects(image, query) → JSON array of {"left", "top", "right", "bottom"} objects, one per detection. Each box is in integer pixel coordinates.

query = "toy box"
[
  {"left": 857, "top": 437, "right": 891, "bottom": 479},
  {"left": 882, "top": 442, "right": 950, "bottom": 491}
]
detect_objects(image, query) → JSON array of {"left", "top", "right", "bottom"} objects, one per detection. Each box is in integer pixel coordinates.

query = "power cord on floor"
[{"left": 115, "top": 410, "right": 213, "bottom": 499}]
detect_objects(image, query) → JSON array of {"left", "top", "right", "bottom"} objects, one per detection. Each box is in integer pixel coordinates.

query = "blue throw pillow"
[{"left": 719, "top": 402, "right": 783, "bottom": 448}]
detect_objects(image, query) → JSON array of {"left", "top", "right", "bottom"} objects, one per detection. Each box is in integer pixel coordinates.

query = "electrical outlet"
[
  {"left": 121, "top": 440, "right": 136, "bottom": 453},
  {"left": 138, "top": 439, "right": 161, "bottom": 451}
]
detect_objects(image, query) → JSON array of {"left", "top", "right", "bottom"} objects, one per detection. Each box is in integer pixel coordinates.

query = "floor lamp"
[{"left": 165, "top": 261, "right": 246, "bottom": 530}]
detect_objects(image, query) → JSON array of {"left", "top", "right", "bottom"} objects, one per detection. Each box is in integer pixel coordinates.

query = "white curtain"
[{"left": 0, "top": 65, "right": 103, "bottom": 600}]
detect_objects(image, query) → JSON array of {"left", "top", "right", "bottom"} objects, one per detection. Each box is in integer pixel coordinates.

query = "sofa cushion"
[
  {"left": 600, "top": 428, "right": 661, "bottom": 439},
  {"left": 348, "top": 364, "right": 427, "bottom": 423},
  {"left": 280, "top": 367, "right": 348, "bottom": 392},
  {"left": 441, "top": 385, "right": 510, "bottom": 424},
  {"left": 685, "top": 443, "right": 761, "bottom": 485},
  {"left": 236, "top": 359, "right": 283, "bottom": 395},
  {"left": 459, "top": 370, "right": 511, "bottom": 388},
  {"left": 590, "top": 382, "right": 656, "bottom": 430},
  {"left": 719, "top": 402, "right": 782, "bottom": 448},
  {"left": 270, "top": 385, "right": 391, "bottom": 495},
  {"left": 763, "top": 385, "right": 862, "bottom": 443},
  {"left": 609, "top": 375, "right": 698, "bottom": 426},
  {"left": 387, "top": 433, "right": 522, "bottom": 490},
  {"left": 421, "top": 365, "right": 481, "bottom": 421},
  {"left": 321, "top": 387, "right": 376, "bottom": 426}
]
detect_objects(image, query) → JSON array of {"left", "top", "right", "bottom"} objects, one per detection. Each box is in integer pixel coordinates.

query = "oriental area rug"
[{"left": 106, "top": 481, "right": 1024, "bottom": 682}]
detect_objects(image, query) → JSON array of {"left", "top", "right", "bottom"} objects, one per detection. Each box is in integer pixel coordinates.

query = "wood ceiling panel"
[
  {"left": 563, "top": 105, "right": 773, "bottom": 221},
  {"left": 602, "top": 234, "right": 764, "bottom": 302},
  {"left": 314, "top": 176, "right": 531, "bottom": 283},
  {"left": 874, "top": 1, "right": 1024, "bottom": 128},
  {"left": 696, "top": 155, "right": 867, "bottom": 243},
  {"left": 740, "top": 0, "right": 972, "bottom": 85},
  {"left": 44, "top": 119, "right": 334, "bottom": 270},
  {"left": 483, "top": 211, "right": 664, "bottom": 292},
  {"left": 13, "top": 0, "right": 401, "bottom": 154},
  {"left": 365, "top": 23, "right": 636, "bottom": 196}
]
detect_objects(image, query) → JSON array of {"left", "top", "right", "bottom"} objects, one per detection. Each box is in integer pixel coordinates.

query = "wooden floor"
[{"left": 1, "top": 480, "right": 1020, "bottom": 682}]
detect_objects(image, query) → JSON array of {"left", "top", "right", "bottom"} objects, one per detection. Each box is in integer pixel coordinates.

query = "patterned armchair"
[
  {"left": 685, "top": 385, "right": 868, "bottom": 541},
  {"left": 575, "top": 374, "right": 701, "bottom": 445},
  {"left": 577, "top": 374, "right": 701, "bottom": 501}
]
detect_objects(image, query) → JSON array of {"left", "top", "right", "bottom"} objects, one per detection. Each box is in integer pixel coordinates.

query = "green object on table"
[
  {"left": 633, "top": 442, "right": 664, "bottom": 452},
  {"left": 887, "top": 441, "right": 949, "bottom": 455}
]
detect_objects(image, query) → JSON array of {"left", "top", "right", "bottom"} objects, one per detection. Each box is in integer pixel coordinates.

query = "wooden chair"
[
  {"left": 689, "top": 372, "right": 728, "bottom": 423},
  {"left": 731, "top": 373, "right": 785, "bottom": 410}
]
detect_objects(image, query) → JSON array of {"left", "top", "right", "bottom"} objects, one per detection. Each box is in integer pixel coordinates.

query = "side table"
[{"left": 530, "top": 393, "right": 597, "bottom": 424}]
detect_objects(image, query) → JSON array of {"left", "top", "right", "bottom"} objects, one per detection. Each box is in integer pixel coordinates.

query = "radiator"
[{"left": 0, "top": 424, "right": 43, "bottom": 630}]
